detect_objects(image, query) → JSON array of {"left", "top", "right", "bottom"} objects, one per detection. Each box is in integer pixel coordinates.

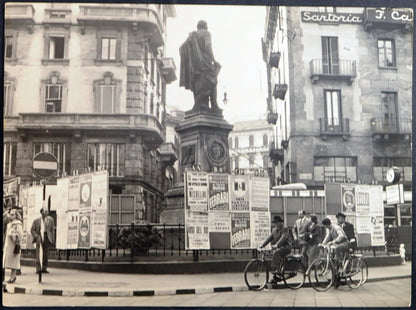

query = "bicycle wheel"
[
  {"left": 282, "top": 258, "right": 305, "bottom": 289},
  {"left": 244, "top": 259, "right": 269, "bottom": 290},
  {"left": 345, "top": 257, "right": 365, "bottom": 289},
  {"left": 308, "top": 258, "right": 335, "bottom": 292},
  {"left": 360, "top": 258, "right": 368, "bottom": 285}
]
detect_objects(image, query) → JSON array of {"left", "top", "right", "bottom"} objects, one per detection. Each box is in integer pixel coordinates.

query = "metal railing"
[
  {"left": 310, "top": 59, "right": 357, "bottom": 78},
  {"left": 320, "top": 118, "right": 350, "bottom": 135},
  {"left": 370, "top": 117, "right": 412, "bottom": 135}
]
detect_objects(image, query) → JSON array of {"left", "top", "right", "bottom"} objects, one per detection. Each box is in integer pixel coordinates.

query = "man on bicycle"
[
  {"left": 320, "top": 217, "right": 349, "bottom": 270},
  {"left": 259, "top": 215, "right": 292, "bottom": 283},
  {"left": 336, "top": 212, "right": 357, "bottom": 251}
]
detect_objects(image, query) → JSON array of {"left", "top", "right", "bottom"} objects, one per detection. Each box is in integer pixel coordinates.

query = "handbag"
[{"left": 13, "top": 243, "right": 21, "bottom": 255}]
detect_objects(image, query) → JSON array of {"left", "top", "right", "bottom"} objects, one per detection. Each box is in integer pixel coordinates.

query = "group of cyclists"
[{"left": 260, "top": 210, "right": 356, "bottom": 284}]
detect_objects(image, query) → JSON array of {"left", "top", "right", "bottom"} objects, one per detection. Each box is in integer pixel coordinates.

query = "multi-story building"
[
  {"left": 262, "top": 6, "right": 412, "bottom": 225},
  {"left": 228, "top": 119, "right": 274, "bottom": 178},
  {"left": 4, "top": 3, "right": 177, "bottom": 223}
]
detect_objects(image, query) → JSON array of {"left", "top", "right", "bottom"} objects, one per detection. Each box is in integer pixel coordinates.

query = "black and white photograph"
[{"left": 2, "top": 1, "right": 413, "bottom": 308}]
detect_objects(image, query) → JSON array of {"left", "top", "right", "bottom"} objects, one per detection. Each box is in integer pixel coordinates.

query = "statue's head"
[{"left": 197, "top": 20, "right": 208, "bottom": 30}]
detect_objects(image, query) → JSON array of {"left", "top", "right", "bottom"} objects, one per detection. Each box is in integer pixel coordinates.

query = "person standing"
[
  {"left": 31, "top": 208, "right": 55, "bottom": 274},
  {"left": 305, "top": 214, "right": 322, "bottom": 265},
  {"left": 293, "top": 210, "right": 311, "bottom": 264},
  {"left": 2, "top": 207, "right": 23, "bottom": 283},
  {"left": 336, "top": 212, "right": 357, "bottom": 251}
]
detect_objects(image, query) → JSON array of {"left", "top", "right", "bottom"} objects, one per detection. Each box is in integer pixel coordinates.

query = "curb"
[{"left": 2, "top": 275, "right": 410, "bottom": 297}]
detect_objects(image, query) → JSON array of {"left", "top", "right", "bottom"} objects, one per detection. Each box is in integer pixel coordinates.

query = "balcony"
[
  {"left": 162, "top": 58, "right": 177, "bottom": 84},
  {"left": 273, "top": 84, "right": 288, "bottom": 100},
  {"left": 310, "top": 59, "right": 356, "bottom": 85},
  {"left": 44, "top": 8, "right": 72, "bottom": 26},
  {"left": 15, "top": 113, "right": 164, "bottom": 144},
  {"left": 364, "top": 8, "right": 413, "bottom": 31},
  {"left": 320, "top": 118, "right": 350, "bottom": 140},
  {"left": 5, "top": 4, "right": 35, "bottom": 33},
  {"left": 269, "top": 52, "right": 281, "bottom": 68},
  {"left": 370, "top": 117, "right": 412, "bottom": 141},
  {"left": 159, "top": 142, "right": 178, "bottom": 165},
  {"left": 77, "top": 5, "right": 164, "bottom": 46},
  {"left": 269, "top": 142, "right": 284, "bottom": 164},
  {"left": 267, "top": 112, "right": 278, "bottom": 125}
]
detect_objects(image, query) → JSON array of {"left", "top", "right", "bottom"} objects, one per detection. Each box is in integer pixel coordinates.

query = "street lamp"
[{"left": 223, "top": 92, "right": 228, "bottom": 105}]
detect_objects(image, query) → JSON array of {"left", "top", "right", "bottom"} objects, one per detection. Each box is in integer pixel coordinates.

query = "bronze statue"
[{"left": 180, "top": 20, "right": 222, "bottom": 115}]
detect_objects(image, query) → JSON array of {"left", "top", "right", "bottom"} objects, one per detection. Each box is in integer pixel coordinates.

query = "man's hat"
[
  {"left": 336, "top": 212, "right": 346, "bottom": 218},
  {"left": 272, "top": 215, "right": 284, "bottom": 223}
]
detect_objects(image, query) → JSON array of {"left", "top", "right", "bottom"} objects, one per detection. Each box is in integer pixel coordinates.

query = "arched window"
[
  {"left": 249, "top": 135, "right": 254, "bottom": 147},
  {"left": 228, "top": 137, "right": 233, "bottom": 149},
  {"left": 41, "top": 71, "right": 67, "bottom": 113},
  {"left": 94, "top": 72, "right": 121, "bottom": 113},
  {"left": 234, "top": 156, "right": 239, "bottom": 169},
  {"left": 234, "top": 137, "right": 239, "bottom": 148},
  {"left": 263, "top": 134, "right": 268, "bottom": 146}
]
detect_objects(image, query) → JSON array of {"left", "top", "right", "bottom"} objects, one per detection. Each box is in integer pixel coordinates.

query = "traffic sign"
[{"left": 32, "top": 152, "right": 58, "bottom": 179}]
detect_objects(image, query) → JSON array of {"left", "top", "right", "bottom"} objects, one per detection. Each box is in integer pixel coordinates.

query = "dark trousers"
[
  {"left": 271, "top": 246, "right": 291, "bottom": 271},
  {"left": 35, "top": 236, "right": 50, "bottom": 272}
]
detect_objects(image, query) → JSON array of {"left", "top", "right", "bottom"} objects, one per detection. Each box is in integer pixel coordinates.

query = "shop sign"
[
  {"left": 365, "top": 8, "right": 413, "bottom": 24},
  {"left": 301, "top": 11, "right": 364, "bottom": 24}
]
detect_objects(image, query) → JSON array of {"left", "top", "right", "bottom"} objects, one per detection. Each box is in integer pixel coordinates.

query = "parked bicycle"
[
  {"left": 307, "top": 244, "right": 368, "bottom": 292},
  {"left": 244, "top": 249, "right": 305, "bottom": 290}
]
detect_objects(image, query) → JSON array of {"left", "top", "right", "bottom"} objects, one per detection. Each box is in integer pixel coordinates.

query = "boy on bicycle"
[
  {"left": 259, "top": 215, "right": 292, "bottom": 283},
  {"left": 320, "top": 217, "right": 349, "bottom": 269}
]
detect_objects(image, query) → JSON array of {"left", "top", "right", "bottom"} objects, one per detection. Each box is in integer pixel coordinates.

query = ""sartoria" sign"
[{"left": 302, "top": 11, "right": 364, "bottom": 24}]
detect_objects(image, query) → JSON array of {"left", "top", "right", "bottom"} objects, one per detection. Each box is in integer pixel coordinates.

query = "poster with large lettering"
[
  {"left": 185, "top": 210, "right": 209, "bottom": 249},
  {"left": 230, "top": 175, "right": 250, "bottom": 211},
  {"left": 231, "top": 212, "right": 250, "bottom": 249},
  {"left": 341, "top": 184, "right": 355, "bottom": 215},
  {"left": 208, "top": 212, "right": 231, "bottom": 232},
  {"left": 250, "top": 177, "right": 270, "bottom": 212},
  {"left": 185, "top": 171, "right": 208, "bottom": 212},
  {"left": 91, "top": 209, "right": 107, "bottom": 249},
  {"left": 67, "top": 211, "right": 79, "bottom": 249},
  {"left": 208, "top": 174, "right": 230, "bottom": 211},
  {"left": 79, "top": 174, "right": 92, "bottom": 210},
  {"left": 250, "top": 212, "right": 271, "bottom": 248},
  {"left": 78, "top": 210, "right": 91, "bottom": 248},
  {"left": 68, "top": 176, "right": 80, "bottom": 211},
  {"left": 369, "top": 186, "right": 385, "bottom": 246},
  {"left": 355, "top": 185, "right": 370, "bottom": 217}
]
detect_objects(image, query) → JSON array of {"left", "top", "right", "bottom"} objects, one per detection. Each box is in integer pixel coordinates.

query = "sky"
[{"left": 165, "top": 5, "right": 268, "bottom": 124}]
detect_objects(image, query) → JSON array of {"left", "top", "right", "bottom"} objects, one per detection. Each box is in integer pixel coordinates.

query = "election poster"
[
  {"left": 250, "top": 212, "right": 271, "bottom": 248},
  {"left": 341, "top": 184, "right": 356, "bottom": 214},
  {"left": 250, "top": 177, "right": 270, "bottom": 212},
  {"left": 185, "top": 210, "right": 210, "bottom": 249},
  {"left": 230, "top": 175, "right": 250, "bottom": 211},
  {"left": 185, "top": 171, "right": 208, "bottom": 212},
  {"left": 208, "top": 212, "right": 231, "bottom": 232},
  {"left": 79, "top": 174, "right": 92, "bottom": 210},
  {"left": 231, "top": 212, "right": 251, "bottom": 249},
  {"left": 68, "top": 176, "right": 80, "bottom": 211},
  {"left": 78, "top": 210, "right": 91, "bottom": 248},
  {"left": 67, "top": 211, "right": 79, "bottom": 249},
  {"left": 369, "top": 186, "right": 385, "bottom": 246},
  {"left": 91, "top": 209, "right": 107, "bottom": 249},
  {"left": 208, "top": 174, "right": 230, "bottom": 211}
]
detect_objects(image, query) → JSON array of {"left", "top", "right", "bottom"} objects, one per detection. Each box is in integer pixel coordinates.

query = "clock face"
[
  {"left": 81, "top": 183, "right": 91, "bottom": 202},
  {"left": 386, "top": 168, "right": 395, "bottom": 183}
]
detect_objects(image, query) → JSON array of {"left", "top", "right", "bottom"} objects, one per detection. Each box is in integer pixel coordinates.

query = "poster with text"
[
  {"left": 56, "top": 178, "right": 69, "bottom": 249},
  {"left": 208, "top": 174, "right": 230, "bottom": 211},
  {"left": 208, "top": 211, "right": 231, "bottom": 232},
  {"left": 250, "top": 212, "right": 271, "bottom": 248},
  {"left": 67, "top": 211, "right": 79, "bottom": 249},
  {"left": 185, "top": 171, "right": 208, "bottom": 212},
  {"left": 92, "top": 171, "right": 108, "bottom": 211},
  {"left": 356, "top": 216, "right": 371, "bottom": 234},
  {"left": 341, "top": 184, "right": 356, "bottom": 214},
  {"left": 68, "top": 176, "right": 80, "bottom": 211},
  {"left": 78, "top": 210, "right": 91, "bottom": 248},
  {"left": 91, "top": 209, "right": 107, "bottom": 249},
  {"left": 185, "top": 210, "right": 209, "bottom": 249},
  {"left": 355, "top": 185, "right": 370, "bottom": 216},
  {"left": 231, "top": 212, "right": 251, "bottom": 249},
  {"left": 250, "top": 177, "right": 270, "bottom": 212},
  {"left": 19, "top": 186, "right": 30, "bottom": 249},
  {"left": 230, "top": 175, "right": 250, "bottom": 211},
  {"left": 79, "top": 174, "right": 92, "bottom": 210},
  {"left": 369, "top": 186, "right": 385, "bottom": 246}
]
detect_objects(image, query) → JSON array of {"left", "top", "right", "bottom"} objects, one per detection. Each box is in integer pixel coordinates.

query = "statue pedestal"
[{"left": 160, "top": 111, "right": 233, "bottom": 224}]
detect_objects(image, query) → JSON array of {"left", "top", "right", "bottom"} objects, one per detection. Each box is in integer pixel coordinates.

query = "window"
[
  {"left": 4, "top": 82, "right": 14, "bottom": 116},
  {"left": 234, "top": 137, "right": 239, "bottom": 148},
  {"left": 314, "top": 156, "right": 357, "bottom": 182},
  {"left": 322, "top": 37, "right": 339, "bottom": 74},
  {"left": 94, "top": 72, "right": 121, "bottom": 113},
  {"left": 324, "top": 90, "right": 342, "bottom": 128},
  {"left": 381, "top": 92, "right": 398, "bottom": 130},
  {"left": 101, "top": 37, "right": 117, "bottom": 60},
  {"left": 263, "top": 134, "right": 268, "bottom": 146},
  {"left": 41, "top": 71, "right": 66, "bottom": 113},
  {"left": 4, "top": 31, "right": 17, "bottom": 61},
  {"left": 373, "top": 157, "right": 411, "bottom": 182},
  {"left": 249, "top": 135, "right": 254, "bottom": 147},
  {"left": 234, "top": 156, "right": 239, "bottom": 169},
  {"left": 228, "top": 138, "right": 233, "bottom": 149},
  {"left": 88, "top": 143, "right": 125, "bottom": 177},
  {"left": 33, "top": 143, "right": 70, "bottom": 177},
  {"left": 110, "top": 195, "right": 135, "bottom": 224},
  {"left": 49, "top": 36, "right": 65, "bottom": 59},
  {"left": 42, "top": 31, "right": 69, "bottom": 65},
  {"left": 378, "top": 39, "right": 396, "bottom": 68},
  {"left": 3, "top": 143, "right": 17, "bottom": 176}
]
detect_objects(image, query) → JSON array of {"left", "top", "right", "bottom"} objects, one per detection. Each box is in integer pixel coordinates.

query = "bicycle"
[
  {"left": 307, "top": 244, "right": 368, "bottom": 292},
  {"left": 244, "top": 249, "right": 306, "bottom": 290}
]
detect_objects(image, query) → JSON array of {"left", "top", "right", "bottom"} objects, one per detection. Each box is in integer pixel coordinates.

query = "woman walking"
[{"left": 3, "top": 207, "right": 23, "bottom": 283}]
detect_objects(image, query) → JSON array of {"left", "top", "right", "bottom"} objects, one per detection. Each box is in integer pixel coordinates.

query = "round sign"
[
  {"left": 386, "top": 166, "right": 401, "bottom": 184},
  {"left": 32, "top": 152, "right": 58, "bottom": 179}
]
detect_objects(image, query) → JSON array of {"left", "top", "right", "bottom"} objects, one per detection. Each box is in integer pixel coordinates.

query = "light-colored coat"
[{"left": 2, "top": 219, "right": 23, "bottom": 269}]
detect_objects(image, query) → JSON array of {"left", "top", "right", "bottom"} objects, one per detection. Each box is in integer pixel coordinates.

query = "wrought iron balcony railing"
[
  {"left": 370, "top": 117, "right": 412, "bottom": 140},
  {"left": 310, "top": 59, "right": 357, "bottom": 84},
  {"left": 319, "top": 118, "right": 350, "bottom": 140}
]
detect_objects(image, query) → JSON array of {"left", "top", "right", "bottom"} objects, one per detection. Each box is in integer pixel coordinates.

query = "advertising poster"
[
  {"left": 67, "top": 211, "right": 79, "bottom": 249},
  {"left": 369, "top": 186, "right": 385, "bottom": 246},
  {"left": 78, "top": 210, "right": 91, "bottom": 248},
  {"left": 208, "top": 212, "right": 231, "bottom": 232},
  {"left": 208, "top": 174, "right": 230, "bottom": 211},
  {"left": 355, "top": 185, "right": 370, "bottom": 216},
  {"left": 250, "top": 212, "right": 271, "bottom": 248},
  {"left": 91, "top": 209, "right": 107, "bottom": 249},
  {"left": 56, "top": 178, "right": 69, "bottom": 249},
  {"left": 185, "top": 210, "right": 210, "bottom": 249},
  {"left": 19, "top": 186, "right": 30, "bottom": 249},
  {"left": 68, "top": 176, "right": 80, "bottom": 211},
  {"left": 230, "top": 175, "right": 250, "bottom": 211},
  {"left": 250, "top": 177, "right": 270, "bottom": 212},
  {"left": 341, "top": 184, "right": 356, "bottom": 214},
  {"left": 185, "top": 171, "right": 208, "bottom": 212},
  {"left": 79, "top": 174, "right": 92, "bottom": 209},
  {"left": 92, "top": 171, "right": 108, "bottom": 211},
  {"left": 231, "top": 212, "right": 251, "bottom": 249},
  {"left": 356, "top": 216, "right": 371, "bottom": 234}
]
